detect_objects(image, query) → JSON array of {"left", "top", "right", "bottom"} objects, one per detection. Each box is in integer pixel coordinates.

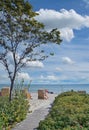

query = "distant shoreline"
[{"left": 0, "top": 84, "right": 89, "bottom": 94}]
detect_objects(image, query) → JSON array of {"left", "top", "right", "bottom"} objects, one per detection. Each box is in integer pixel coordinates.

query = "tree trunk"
[{"left": 9, "top": 79, "right": 14, "bottom": 101}]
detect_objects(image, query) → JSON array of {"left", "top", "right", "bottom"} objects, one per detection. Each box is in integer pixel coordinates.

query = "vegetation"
[
  {"left": 38, "top": 91, "right": 89, "bottom": 130},
  {"left": 0, "top": 92, "right": 29, "bottom": 129},
  {"left": 0, "top": 0, "right": 62, "bottom": 101}
]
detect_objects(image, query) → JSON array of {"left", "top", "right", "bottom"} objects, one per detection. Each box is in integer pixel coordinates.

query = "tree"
[{"left": 0, "top": 0, "right": 62, "bottom": 101}]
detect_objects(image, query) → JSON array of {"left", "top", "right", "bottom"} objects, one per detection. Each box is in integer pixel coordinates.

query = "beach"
[{"left": 12, "top": 92, "right": 58, "bottom": 130}]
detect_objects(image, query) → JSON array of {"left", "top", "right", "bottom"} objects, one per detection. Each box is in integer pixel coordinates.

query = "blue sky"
[{"left": 0, "top": 0, "right": 89, "bottom": 84}]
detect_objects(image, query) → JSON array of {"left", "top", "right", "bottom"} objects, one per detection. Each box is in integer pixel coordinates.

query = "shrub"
[
  {"left": 0, "top": 94, "right": 29, "bottom": 129},
  {"left": 37, "top": 91, "right": 89, "bottom": 130}
]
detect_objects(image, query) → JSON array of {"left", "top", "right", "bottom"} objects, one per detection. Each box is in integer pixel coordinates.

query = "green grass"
[{"left": 38, "top": 91, "right": 89, "bottom": 130}]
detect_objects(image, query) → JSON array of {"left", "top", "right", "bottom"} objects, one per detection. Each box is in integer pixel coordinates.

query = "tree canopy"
[{"left": 0, "top": 0, "right": 62, "bottom": 100}]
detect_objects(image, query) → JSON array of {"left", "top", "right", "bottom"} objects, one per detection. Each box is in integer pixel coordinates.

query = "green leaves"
[
  {"left": 38, "top": 91, "right": 89, "bottom": 130},
  {"left": 0, "top": 0, "right": 62, "bottom": 101},
  {"left": 0, "top": 94, "right": 29, "bottom": 129},
  {"left": 50, "top": 53, "right": 54, "bottom": 56}
]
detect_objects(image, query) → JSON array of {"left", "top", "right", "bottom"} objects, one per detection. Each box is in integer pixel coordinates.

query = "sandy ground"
[
  {"left": 29, "top": 92, "right": 57, "bottom": 112},
  {"left": 12, "top": 92, "right": 58, "bottom": 130}
]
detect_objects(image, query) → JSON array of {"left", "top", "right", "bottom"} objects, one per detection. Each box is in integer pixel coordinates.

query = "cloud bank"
[{"left": 35, "top": 9, "right": 89, "bottom": 41}]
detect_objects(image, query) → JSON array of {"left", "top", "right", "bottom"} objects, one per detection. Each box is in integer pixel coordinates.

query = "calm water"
[{"left": 0, "top": 84, "right": 89, "bottom": 94}]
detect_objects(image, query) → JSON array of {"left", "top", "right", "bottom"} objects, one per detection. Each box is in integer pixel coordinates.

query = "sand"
[
  {"left": 12, "top": 92, "right": 58, "bottom": 130},
  {"left": 29, "top": 92, "right": 57, "bottom": 112}
]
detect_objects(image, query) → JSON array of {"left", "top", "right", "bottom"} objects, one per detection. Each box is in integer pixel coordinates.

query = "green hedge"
[
  {"left": 0, "top": 94, "right": 29, "bottom": 129},
  {"left": 38, "top": 91, "right": 89, "bottom": 130}
]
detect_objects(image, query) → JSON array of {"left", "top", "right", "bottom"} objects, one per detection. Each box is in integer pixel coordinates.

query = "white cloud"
[
  {"left": 14, "top": 53, "right": 44, "bottom": 68},
  {"left": 26, "top": 61, "right": 44, "bottom": 68},
  {"left": 47, "top": 75, "right": 58, "bottom": 80},
  {"left": 62, "top": 57, "right": 74, "bottom": 64},
  {"left": 60, "top": 28, "right": 74, "bottom": 42},
  {"left": 7, "top": 52, "right": 44, "bottom": 68},
  {"left": 56, "top": 67, "right": 62, "bottom": 71},
  {"left": 17, "top": 72, "right": 31, "bottom": 81},
  {"left": 40, "top": 74, "right": 58, "bottom": 81},
  {"left": 35, "top": 9, "right": 89, "bottom": 41}
]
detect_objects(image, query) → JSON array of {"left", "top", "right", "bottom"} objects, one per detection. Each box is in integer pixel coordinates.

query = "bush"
[
  {"left": 37, "top": 91, "right": 89, "bottom": 130},
  {"left": 0, "top": 94, "right": 29, "bottom": 129}
]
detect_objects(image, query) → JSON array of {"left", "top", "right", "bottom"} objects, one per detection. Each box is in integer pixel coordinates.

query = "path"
[{"left": 12, "top": 93, "right": 57, "bottom": 130}]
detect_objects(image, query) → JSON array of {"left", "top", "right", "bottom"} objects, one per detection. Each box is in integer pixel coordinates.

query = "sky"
[{"left": 0, "top": 0, "right": 89, "bottom": 84}]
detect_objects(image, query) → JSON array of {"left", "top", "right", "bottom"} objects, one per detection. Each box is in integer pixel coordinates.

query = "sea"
[{"left": 0, "top": 84, "right": 89, "bottom": 94}]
